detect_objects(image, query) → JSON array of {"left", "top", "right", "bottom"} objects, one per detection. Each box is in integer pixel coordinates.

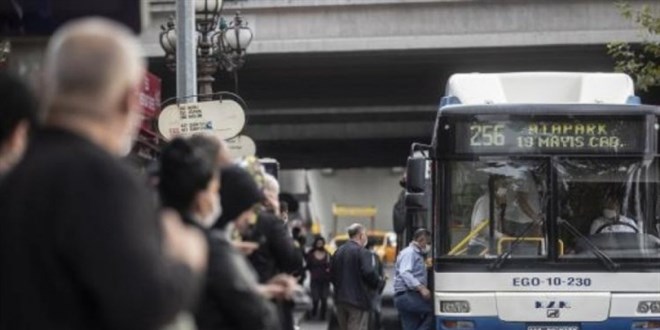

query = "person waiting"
[
  {"left": 305, "top": 236, "right": 331, "bottom": 321},
  {"left": 159, "top": 139, "right": 283, "bottom": 330}
]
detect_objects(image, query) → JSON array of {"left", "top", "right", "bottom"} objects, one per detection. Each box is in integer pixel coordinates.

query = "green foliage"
[{"left": 607, "top": 2, "right": 660, "bottom": 92}]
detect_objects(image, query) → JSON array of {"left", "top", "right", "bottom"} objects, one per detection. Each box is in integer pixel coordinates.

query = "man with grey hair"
[
  {"left": 393, "top": 228, "right": 433, "bottom": 330},
  {"left": 263, "top": 173, "right": 281, "bottom": 216},
  {"left": 188, "top": 134, "right": 234, "bottom": 168},
  {"left": 0, "top": 18, "right": 206, "bottom": 330},
  {"left": 330, "top": 223, "right": 384, "bottom": 330}
]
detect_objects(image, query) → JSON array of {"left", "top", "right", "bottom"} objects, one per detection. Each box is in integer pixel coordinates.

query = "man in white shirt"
[
  {"left": 467, "top": 179, "right": 507, "bottom": 255},
  {"left": 501, "top": 171, "right": 542, "bottom": 237},
  {"left": 590, "top": 196, "right": 638, "bottom": 235},
  {"left": 467, "top": 172, "right": 542, "bottom": 255}
]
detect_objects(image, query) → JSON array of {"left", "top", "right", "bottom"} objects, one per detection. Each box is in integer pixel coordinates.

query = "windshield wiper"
[
  {"left": 558, "top": 218, "right": 619, "bottom": 271},
  {"left": 488, "top": 219, "right": 541, "bottom": 270}
]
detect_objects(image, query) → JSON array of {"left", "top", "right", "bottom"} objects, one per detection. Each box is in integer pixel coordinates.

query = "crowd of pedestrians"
[
  {"left": 0, "top": 18, "right": 305, "bottom": 330},
  {"left": 0, "top": 16, "right": 434, "bottom": 330},
  {"left": 1, "top": 18, "right": 207, "bottom": 330}
]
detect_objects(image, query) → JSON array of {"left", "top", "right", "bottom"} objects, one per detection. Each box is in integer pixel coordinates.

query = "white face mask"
[
  {"left": 602, "top": 209, "right": 617, "bottom": 219},
  {"left": 200, "top": 195, "right": 222, "bottom": 228},
  {"left": 423, "top": 244, "right": 431, "bottom": 254},
  {"left": 496, "top": 187, "right": 508, "bottom": 197}
]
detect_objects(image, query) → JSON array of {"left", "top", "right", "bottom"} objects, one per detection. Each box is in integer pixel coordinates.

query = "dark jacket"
[
  {"left": 330, "top": 240, "right": 384, "bottom": 311},
  {"left": 305, "top": 249, "right": 331, "bottom": 283},
  {"left": 245, "top": 212, "right": 303, "bottom": 283},
  {"left": 371, "top": 250, "right": 386, "bottom": 295},
  {"left": 182, "top": 216, "right": 281, "bottom": 330},
  {"left": 0, "top": 128, "right": 198, "bottom": 330}
]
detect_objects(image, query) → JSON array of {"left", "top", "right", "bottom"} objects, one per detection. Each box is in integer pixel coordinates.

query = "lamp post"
[
  {"left": 0, "top": 40, "right": 9, "bottom": 70},
  {"left": 160, "top": 0, "right": 253, "bottom": 101}
]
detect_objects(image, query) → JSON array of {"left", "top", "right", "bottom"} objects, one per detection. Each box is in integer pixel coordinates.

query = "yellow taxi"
[{"left": 327, "top": 231, "right": 397, "bottom": 265}]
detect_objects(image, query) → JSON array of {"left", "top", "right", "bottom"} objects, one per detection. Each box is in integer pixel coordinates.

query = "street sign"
[
  {"left": 158, "top": 99, "right": 245, "bottom": 140},
  {"left": 225, "top": 135, "right": 256, "bottom": 158}
]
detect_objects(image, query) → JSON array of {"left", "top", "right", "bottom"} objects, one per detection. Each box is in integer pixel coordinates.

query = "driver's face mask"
[{"left": 496, "top": 187, "right": 508, "bottom": 198}]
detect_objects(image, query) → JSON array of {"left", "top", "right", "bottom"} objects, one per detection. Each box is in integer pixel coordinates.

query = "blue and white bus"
[{"left": 405, "top": 73, "right": 660, "bottom": 330}]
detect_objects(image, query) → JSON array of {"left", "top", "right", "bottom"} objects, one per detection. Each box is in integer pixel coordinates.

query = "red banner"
[{"left": 139, "top": 72, "right": 161, "bottom": 133}]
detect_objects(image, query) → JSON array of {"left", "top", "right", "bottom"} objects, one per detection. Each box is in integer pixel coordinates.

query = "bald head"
[
  {"left": 347, "top": 223, "right": 368, "bottom": 247},
  {"left": 347, "top": 223, "right": 364, "bottom": 238},
  {"left": 43, "top": 18, "right": 144, "bottom": 120},
  {"left": 263, "top": 174, "right": 280, "bottom": 197}
]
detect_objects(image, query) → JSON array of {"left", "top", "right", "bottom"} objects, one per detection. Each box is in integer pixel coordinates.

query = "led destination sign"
[{"left": 455, "top": 118, "right": 646, "bottom": 154}]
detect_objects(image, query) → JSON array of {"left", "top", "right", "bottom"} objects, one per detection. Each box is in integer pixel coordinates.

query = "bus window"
[
  {"left": 444, "top": 160, "right": 548, "bottom": 258},
  {"left": 557, "top": 158, "right": 660, "bottom": 258}
]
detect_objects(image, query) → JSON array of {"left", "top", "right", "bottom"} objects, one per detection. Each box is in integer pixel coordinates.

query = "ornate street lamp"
[
  {"left": 0, "top": 40, "right": 10, "bottom": 70},
  {"left": 159, "top": 0, "right": 253, "bottom": 100}
]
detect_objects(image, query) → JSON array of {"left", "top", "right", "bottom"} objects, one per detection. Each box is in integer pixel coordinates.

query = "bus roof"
[{"left": 444, "top": 72, "right": 636, "bottom": 105}]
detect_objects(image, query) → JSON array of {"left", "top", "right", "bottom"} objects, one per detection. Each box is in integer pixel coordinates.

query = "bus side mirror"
[
  {"left": 405, "top": 192, "right": 427, "bottom": 209},
  {"left": 406, "top": 156, "right": 426, "bottom": 193}
]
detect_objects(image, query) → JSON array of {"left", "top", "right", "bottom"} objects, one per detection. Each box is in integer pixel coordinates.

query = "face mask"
[
  {"left": 496, "top": 187, "right": 508, "bottom": 197},
  {"left": 423, "top": 244, "right": 431, "bottom": 254},
  {"left": 602, "top": 209, "right": 617, "bottom": 219},
  {"left": 200, "top": 195, "right": 222, "bottom": 228}
]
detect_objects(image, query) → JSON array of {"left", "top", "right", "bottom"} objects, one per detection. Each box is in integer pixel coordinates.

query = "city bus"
[{"left": 404, "top": 72, "right": 660, "bottom": 330}]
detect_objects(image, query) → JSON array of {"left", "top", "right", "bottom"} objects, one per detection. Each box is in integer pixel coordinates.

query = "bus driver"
[{"left": 589, "top": 195, "right": 639, "bottom": 235}]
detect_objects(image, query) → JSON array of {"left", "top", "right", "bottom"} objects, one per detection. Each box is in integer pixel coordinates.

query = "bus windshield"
[
  {"left": 557, "top": 158, "right": 660, "bottom": 259},
  {"left": 441, "top": 158, "right": 660, "bottom": 260},
  {"left": 444, "top": 160, "right": 549, "bottom": 258}
]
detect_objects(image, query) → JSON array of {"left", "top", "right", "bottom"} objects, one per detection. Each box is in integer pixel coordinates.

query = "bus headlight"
[
  {"left": 440, "top": 301, "right": 471, "bottom": 313},
  {"left": 637, "top": 301, "right": 660, "bottom": 314},
  {"left": 652, "top": 301, "right": 660, "bottom": 314}
]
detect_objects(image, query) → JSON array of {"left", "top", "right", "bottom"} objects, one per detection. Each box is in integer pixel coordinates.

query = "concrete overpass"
[
  {"left": 142, "top": 0, "right": 648, "bottom": 56},
  {"left": 137, "top": 0, "right": 657, "bottom": 168}
]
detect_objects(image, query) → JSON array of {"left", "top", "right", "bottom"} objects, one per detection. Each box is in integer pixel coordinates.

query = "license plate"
[{"left": 528, "top": 326, "right": 579, "bottom": 330}]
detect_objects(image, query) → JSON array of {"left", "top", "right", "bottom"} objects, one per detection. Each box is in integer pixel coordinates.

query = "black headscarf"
[
  {"left": 312, "top": 235, "right": 326, "bottom": 251},
  {"left": 214, "top": 165, "right": 264, "bottom": 229}
]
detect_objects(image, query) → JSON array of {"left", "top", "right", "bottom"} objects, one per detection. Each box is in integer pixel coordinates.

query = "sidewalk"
[
  {"left": 299, "top": 265, "right": 401, "bottom": 330},
  {"left": 300, "top": 319, "right": 328, "bottom": 330}
]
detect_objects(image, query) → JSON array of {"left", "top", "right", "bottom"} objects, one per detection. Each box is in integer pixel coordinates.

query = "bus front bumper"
[{"left": 436, "top": 316, "right": 660, "bottom": 330}]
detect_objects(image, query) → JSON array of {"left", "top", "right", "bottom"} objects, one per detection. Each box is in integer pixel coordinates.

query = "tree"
[{"left": 607, "top": 2, "right": 660, "bottom": 92}]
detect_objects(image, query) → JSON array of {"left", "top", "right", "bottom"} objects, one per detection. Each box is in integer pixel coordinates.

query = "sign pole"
[{"left": 176, "top": 0, "right": 197, "bottom": 102}]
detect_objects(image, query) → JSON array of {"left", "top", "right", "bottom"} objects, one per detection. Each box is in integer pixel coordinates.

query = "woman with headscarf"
[
  {"left": 159, "top": 138, "right": 281, "bottom": 330},
  {"left": 305, "top": 236, "right": 331, "bottom": 321}
]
